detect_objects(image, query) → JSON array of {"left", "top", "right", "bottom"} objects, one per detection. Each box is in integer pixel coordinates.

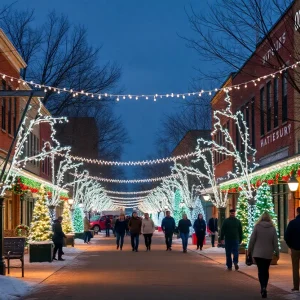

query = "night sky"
[{"left": 2, "top": 0, "right": 213, "bottom": 163}]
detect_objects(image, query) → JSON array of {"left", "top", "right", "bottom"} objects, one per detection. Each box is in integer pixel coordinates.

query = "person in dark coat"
[
  {"left": 208, "top": 217, "right": 218, "bottom": 247},
  {"left": 193, "top": 214, "right": 206, "bottom": 250},
  {"left": 220, "top": 209, "right": 243, "bottom": 271},
  {"left": 128, "top": 212, "right": 142, "bottom": 252},
  {"left": 125, "top": 216, "right": 130, "bottom": 236},
  {"left": 285, "top": 207, "right": 300, "bottom": 292},
  {"left": 178, "top": 213, "right": 192, "bottom": 253},
  {"left": 105, "top": 216, "right": 111, "bottom": 237},
  {"left": 161, "top": 211, "right": 176, "bottom": 251},
  {"left": 115, "top": 214, "right": 127, "bottom": 250},
  {"left": 52, "top": 216, "right": 66, "bottom": 261}
]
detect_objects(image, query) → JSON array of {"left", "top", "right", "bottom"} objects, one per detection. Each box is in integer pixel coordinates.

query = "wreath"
[{"left": 15, "top": 224, "right": 30, "bottom": 237}]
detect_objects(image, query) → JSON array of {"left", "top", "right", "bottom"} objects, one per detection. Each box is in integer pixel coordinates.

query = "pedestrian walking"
[
  {"left": 208, "top": 216, "right": 218, "bottom": 247},
  {"left": 220, "top": 209, "right": 243, "bottom": 271},
  {"left": 178, "top": 213, "right": 192, "bottom": 253},
  {"left": 128, "top": 212, "right": 142, "bottom": 252},
  {"left": 161, "top": 211, "right": 176, "bottom": 251},
  {"left": 193, "top": 214, "right": 206, "bottom": 250},
  {"left": 248, "top": 212, "right": 279, "bottom": 298},
  {"left": 105, "top": 216, "right": 111, "bottom": 237},
  {"left": 83, "top": 216, "right": 91, "bottom": 244},
  {"left": 141, "top": 213, "right": 155, "bottom": 251},
  {"left": 115, "top": 214, "right": 127, "bottom": 250},
  {"left": 112, "top": 216, "right": 117, "bottom": 237},
  {"left": 52, "top": 216, "right": 66, "bottom": 261},
  {"left": 284, "top": 207, "right": 300, "bottom": 292},
  {"left": 125, "top": 216, "right": 130, "bottom": 236}
]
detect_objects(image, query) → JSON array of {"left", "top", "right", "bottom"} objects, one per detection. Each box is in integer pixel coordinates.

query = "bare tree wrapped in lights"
[
  {"left": 197, "top": 91, "right": 258, "bottom": 236},
  {"left": 1, "top": 99, "right": 70, "bottom": 196}
]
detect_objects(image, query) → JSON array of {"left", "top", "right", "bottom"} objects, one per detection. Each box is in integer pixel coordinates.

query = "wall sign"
[
  {"left": 260, "top": 123, "right": 291, "bottom": 148},
  {"left": 295, "top": 10, "right": 300, "bottom": 31},
  {"left": 262, "top": 32, "right": 286, "bottom": 64}
]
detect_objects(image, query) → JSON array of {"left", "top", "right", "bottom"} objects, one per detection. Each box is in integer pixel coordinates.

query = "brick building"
[
  {"left": 0, "top": 29, "right": 67, "bottom": 234},
  {"left": 211, "top": 1, "right": 300, "bottom": 251}
]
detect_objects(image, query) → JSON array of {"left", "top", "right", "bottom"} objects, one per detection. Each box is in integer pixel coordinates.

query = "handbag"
[{"left": 246, "top": 253, "right": 253, "bottom": 266}]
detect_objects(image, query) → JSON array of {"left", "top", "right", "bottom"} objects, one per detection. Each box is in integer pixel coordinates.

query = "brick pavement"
[
  {"left": 14, "top": 233, "right": 295, "bottom": 300},
  {"left": 175, "top": 235, "right": 299, "bottom": 295}
]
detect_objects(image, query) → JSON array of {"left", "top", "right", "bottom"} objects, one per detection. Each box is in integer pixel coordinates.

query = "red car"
[{"left": 90, "top": 215, "right": 118, "bottom": 233}]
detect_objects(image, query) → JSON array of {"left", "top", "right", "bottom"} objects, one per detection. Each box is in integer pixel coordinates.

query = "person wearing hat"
[
  {"left": 52, "top": 216, "right": 66, "bottom": 261},
  {"left": 220, "top": 209, "right": 243, "bottom": 271}
]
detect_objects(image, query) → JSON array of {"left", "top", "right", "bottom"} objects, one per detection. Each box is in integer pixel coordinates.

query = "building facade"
[
  {"left": 0, "top": 29, "right": 67, "bottom": 235},
  {"left": 211, "top": 1, "right": 300, "bottom": 251}
]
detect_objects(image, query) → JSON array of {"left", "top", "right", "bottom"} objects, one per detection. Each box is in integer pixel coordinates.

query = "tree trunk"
[{"left": 217, "top": 207, "right": 226, "bottom": 247}]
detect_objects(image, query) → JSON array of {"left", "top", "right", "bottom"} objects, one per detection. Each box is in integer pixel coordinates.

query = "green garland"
[
  {"left": 12, "top": 175, "right": 69, "bottom": 199},
  {"left": 220, "top": 163, "right": 300, "bottom": 192}
]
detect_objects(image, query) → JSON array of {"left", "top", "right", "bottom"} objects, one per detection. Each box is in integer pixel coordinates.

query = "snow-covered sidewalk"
[{"left": 0, "top": 237, "right": 96, "bottom": 299}]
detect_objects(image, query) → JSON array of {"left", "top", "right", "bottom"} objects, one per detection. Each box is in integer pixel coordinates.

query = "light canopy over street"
[{"left": 1, "top": 0, "right": 300, "bottom": 299}]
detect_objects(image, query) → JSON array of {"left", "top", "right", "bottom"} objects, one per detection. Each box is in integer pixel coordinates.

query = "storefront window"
[{"left": 271, "top": 184, "right": 288, "bottom": 239}]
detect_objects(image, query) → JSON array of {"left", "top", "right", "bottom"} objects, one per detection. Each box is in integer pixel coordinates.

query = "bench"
[{"left": 4, "top": 237, "right": 25, "bottom": 277}]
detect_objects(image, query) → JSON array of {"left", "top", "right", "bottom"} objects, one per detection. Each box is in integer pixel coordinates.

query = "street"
[{"left": 22, "top": 234, "right": 292, "bottom": 300}]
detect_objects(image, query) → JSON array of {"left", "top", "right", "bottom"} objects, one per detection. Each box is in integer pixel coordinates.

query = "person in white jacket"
[{"left": 141, "top": 213, "right": 155, "bottom": 251}]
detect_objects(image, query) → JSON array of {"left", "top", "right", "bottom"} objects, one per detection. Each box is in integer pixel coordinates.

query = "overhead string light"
[
  {"left": 104, "top": 189, "right": 155, "bottom": 195},
  {"left": 0, "top": 61, "right": 298, "bottom": 102},
  {"left": 56, "top": 151, "right": 200, "bottom": 166},
  {"left": 70, "top": 173, "right": 180, "bottom": 184},
  {"left": 110, "top": 196, "right": 147, "bottom": 200}
]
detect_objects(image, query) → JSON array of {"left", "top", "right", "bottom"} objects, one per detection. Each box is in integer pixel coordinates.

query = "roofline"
[
  {"left": 172, "top": 129, "right": 211, "bottom": 155},
  {"left": 210, "top": 72, "right": 235, "bottom": 103},
  {"left": 233, "top": 0, "right": 295, "bottom": 79},
  {"left": 0, "top": 29, "right": 27, "bottom": 70}
]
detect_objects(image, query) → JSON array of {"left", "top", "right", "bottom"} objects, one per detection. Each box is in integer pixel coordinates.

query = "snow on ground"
[
  {"left": 0, "top": 275, "right": 33, "bottom": 300},
  {"left": 74, "top": 238, "right": 85, "bottom": 244}
]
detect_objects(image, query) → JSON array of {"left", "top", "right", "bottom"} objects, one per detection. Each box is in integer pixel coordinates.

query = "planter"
[
  {"left": 64, "top": 234, "right": 75, "bottom": 247},
  {"left": 29, "top": 241, "right": 54, "bottom": 263},
  {"left": 74, "top": 232, "right": 85, "bottom": 240},
  {"left": 245, "top": 250, "right": 279, "bottom": 265}
]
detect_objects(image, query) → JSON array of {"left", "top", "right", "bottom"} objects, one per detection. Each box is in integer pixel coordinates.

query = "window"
[
  {"left": 13, "top": 98, "right": 17, "bottom": 135},
  {"left": 226, "top": 121, "right": 230, "bottom": 151},
  {"left": 260, "top": 87, "right": 265, "bottom": 135},
  {"left": 266, "top": 82, "right": 271, "bottom": 132},
  {"left": 1, "top": 80, "right": 6, "bottom": 131},
  {"left": 251, "top": 97, "right": 255, "bottom": 147},
  {"left": 236, "top": 123, "right": 240, "bottom": 154},
  {"left": 8, "top": 97, "right": 12, "bottom": 134},
  {"left": 274, "top": 78, "right": 278, "bottom": 128},
  {"left": 282, "top": 71, "right": 288, "bottom": 122},
  {"left": 271, "top": 184, "right": 288, "bottom": 239}
]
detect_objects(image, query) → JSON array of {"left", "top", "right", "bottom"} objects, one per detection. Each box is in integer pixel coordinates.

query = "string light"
[
  {"left": 0, "top": 61, "right": 298, "bottom": 102},
  {"left": 104, "top": 189, "right": 155, "bottom": 195},
  {"left": 56, "top": 151, "right": 201, "bottom": 166},
  {"left": 110, "top": 196, "right": 147, "bottom": 200},
  {"left": 70, "top": 173, "right": 180, "bottom": 184}
]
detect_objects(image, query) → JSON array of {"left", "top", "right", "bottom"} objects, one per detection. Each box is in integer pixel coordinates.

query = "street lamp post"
[
  {"left": 0, "top": 196, "right": 6, "bottom": 275},
  {"left": 288, "top": 175, "right": 300, "bottom": 217}
]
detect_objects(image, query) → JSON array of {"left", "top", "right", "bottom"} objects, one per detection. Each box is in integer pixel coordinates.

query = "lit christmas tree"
[
  {"left": 191, "top": 197, "right": 205, "bottom": 234},
  {"left": 236, "top": 191, "right": 249, "bottom": 246},
  {"left": 72, "top": 205, "right": 84, "bottom": 232},
  {"left": 173, "top": 189, "right": 182, "bottom": 224},
  {"left": 62, "top": 201, "right": 73, "bottom": 234},
  {"left": 28, "top": 185, "right": 52, "bottom": 242},
  {"left": 254, "top": 183, "right": 279, "bottom": 230}
]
